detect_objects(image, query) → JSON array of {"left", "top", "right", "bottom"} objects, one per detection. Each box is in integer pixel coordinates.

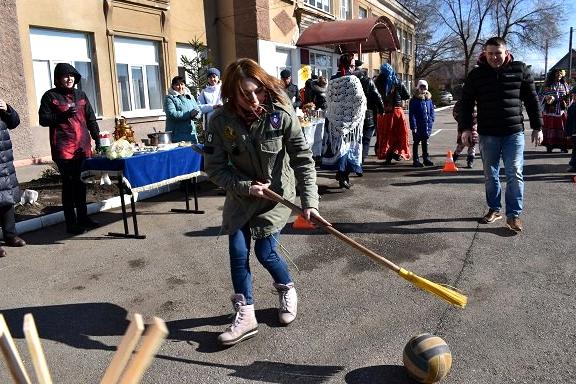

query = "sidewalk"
[
  {"left": 16, "top": 162, "right": 53, "bottom": 183},
  {"left": 13, "top": 161, "right": 178, "bottom": 237}
]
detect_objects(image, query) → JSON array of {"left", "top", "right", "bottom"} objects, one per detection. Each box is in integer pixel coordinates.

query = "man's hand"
[
  {"left": 531, "top": 130, "right": 543, "bottom": 146},
  {"left": 461, "top": 130, "right": 478, "bottom": 146},
  {"left": 191, "top": 109, "right": 199, "bottom": 118},
  {"left": 0, "top": 99, "right": 7, "bottom": 111}
]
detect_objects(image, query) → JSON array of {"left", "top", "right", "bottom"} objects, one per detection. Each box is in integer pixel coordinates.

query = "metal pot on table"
[{"left": 147, "top": 131, "right": 172, "bottom": 146}]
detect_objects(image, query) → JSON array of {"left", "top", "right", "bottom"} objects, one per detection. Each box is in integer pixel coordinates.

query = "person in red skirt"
[
  {"left": 374, "top": 63, "right": 411, "bottom": 164},
  {"left": 539, "top": 68, "right": 571, "bottom": 153}
]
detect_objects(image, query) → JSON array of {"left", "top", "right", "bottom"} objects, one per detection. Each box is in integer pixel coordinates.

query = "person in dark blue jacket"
[
  {"left": 409, "top": 80, "right": 435, "bottom": 167},
  {"left": 0, "top": 99, "right": 26, "bottom": 257}
]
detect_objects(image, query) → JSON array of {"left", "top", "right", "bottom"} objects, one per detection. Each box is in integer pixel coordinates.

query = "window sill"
[{"left": 119, "top": 110, "right": 166, "bottom": 120}]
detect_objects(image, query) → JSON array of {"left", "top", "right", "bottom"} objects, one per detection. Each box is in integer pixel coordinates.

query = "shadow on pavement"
[
  {"left": 185, "top": 218, "right": 518, "bottom": 238},
  {"left": 1, "top": 303, "right": 298, "bottom": 355},
  {"left": 345, "top": 365, "right": 417, "bottom": 384}
]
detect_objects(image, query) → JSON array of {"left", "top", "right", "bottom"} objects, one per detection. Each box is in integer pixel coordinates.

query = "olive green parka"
[{"left": 204, "top": 100, "right": 319, "bottom": 239}]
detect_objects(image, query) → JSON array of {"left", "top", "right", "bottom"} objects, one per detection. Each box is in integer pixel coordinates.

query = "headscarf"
[{"left": 379, "top": 63, "right": 399, "bottom": 96}]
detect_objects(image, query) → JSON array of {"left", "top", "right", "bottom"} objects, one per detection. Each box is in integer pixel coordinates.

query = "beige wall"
[
  {"left": 167, "top": 0, "right": 206, "bottom": 78},
  {"left": 1, "top": 0, "right": 34, "bottom": 164}
]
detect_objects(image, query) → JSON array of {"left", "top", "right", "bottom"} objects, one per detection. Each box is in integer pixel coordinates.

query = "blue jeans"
[
  {"left": 479, "top": 132, "right": 524, "bottom": 218},
  {"left": 228, "top": 225, "right": 292, "bottom": 305},
  {"left": 362, "top": 125, "right": 375, "bottom": 162}
]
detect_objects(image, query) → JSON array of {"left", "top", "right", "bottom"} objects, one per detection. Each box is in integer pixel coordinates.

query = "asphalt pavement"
[{"left": 1, "top": 107, "right": 575, "bottom": 383}]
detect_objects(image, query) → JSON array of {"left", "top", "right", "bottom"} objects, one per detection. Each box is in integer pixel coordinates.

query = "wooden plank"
[
  {"left": 0, "top": 314, "right": 32, "bottom": 384},
  {"left": 23, "top": 314, "right": 52, "bottom": 384},
  {"left": 118, "top": 317, "right": 168, "bottom": 384},
  {"left": 100, "top": 313, "right": 144, "bottom": 384}
]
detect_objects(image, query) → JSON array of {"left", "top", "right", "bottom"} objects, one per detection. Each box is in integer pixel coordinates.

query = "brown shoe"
[
  {"left": 5, "top": 236, "right": 26, "bottom": 247},
  {"left": 0, "top": 247, "right": 6, "bottom": 257},
  {"left": 479, "top": 209, "right": 503, "bottom": 224},
  {"left": 506, "top": 217, "right": 523, "bottom": 232}
]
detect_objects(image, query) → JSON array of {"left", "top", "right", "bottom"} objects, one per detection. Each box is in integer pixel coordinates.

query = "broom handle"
[{"left": 263, "top": 189, "right": 401, "bottom": 273}]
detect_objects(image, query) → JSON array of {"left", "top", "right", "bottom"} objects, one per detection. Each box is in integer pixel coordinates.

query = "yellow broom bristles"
[{"left": 398, "top": 268, "right": 467, "bottom": 309}]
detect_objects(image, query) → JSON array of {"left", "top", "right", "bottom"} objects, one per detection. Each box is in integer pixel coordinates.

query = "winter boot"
[
  {"left": 422, "top": 142, "right": 434, "bottom": 166},
  {"left": 423, "top": 157, "right": 434, "bottom": 166},
  {"left": 218, "top": 294, "right": 258, "bottom": 346},
  {"left": 273, "top": 282, "right": 298, "bottom": 325},
  {"left": 452, "top": 152, "right": 460, "bottom": 163},
  {"left": 466, "top": 154, "right": 474, "bottom": 168}
]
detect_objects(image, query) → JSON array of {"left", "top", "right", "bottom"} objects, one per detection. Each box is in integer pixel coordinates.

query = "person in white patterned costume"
[{"left": 322, "top": 54, "right": 367, "bottom": 189}]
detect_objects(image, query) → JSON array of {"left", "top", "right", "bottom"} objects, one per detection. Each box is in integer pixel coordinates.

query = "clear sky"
[{"left": 516, "top": 4, "right": 576, "bottom": 75}]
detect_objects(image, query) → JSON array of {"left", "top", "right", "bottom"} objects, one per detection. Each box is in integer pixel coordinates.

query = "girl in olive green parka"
[{"left": 203, "top": 59, "right": 329, "bottom": 346}]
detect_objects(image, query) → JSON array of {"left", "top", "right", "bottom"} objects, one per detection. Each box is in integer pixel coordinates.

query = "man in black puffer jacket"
[
  {"left": 459, "top": 36, "right": 543, "bottom": 233},
  {"left": 39, "top": 63, "right": 101, "bottom": 235}
]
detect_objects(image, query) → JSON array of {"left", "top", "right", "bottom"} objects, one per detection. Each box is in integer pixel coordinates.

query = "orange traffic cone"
[
  {"left": 292, "top": 214, "right": 315, "bottom": 230},
  {"left": 442, "top": 151, "right": 458, "bottom": 172}
]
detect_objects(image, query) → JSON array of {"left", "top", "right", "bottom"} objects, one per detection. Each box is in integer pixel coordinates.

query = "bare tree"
[
  {"left": 437, "top": 0, "right": 494, "bottom": 74},
  {"left": 397, "top": 0, "right": 459, "bottom": 79},
  {"left": 491, "top": 0, "right": 566, "bottom": 53}
]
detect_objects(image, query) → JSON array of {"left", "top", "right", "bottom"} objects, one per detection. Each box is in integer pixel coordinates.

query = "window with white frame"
[
  {"left": 114, "top": 37, "right": 163, "bottom": 114},
  {"left": 309, "top": 51, "right": 333, "bottom": 79},
  {"left": 403, "top": 30, "right": 409, "bottom": 55},
  {"left": 408, "top": 32, "right": 413, "bottom": 56},
  {"left": 275, "top": 48, "right": 292, "bottom": 78},
  {"left": 303, "top": 0, "right": 330, "bottom": 13},
  {"left": 340, "top": 0, "right": 352, "bottom": 19},
  {"left": 29, "top": 28, "right": 100, "bottom": 115},
  {"left": 176, "top": 44, "right": 197, "bottom": 86},
  {"left": 358, "top": 7, "right": 368, "bottom": 19}
]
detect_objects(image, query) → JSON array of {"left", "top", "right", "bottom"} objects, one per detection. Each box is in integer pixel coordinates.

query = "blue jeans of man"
[
  {"left": 228, "top": 225, "right": 292, "bottom": 305},
  {"left": 479, "top": 132, "right": 524, "bottom": 218}
]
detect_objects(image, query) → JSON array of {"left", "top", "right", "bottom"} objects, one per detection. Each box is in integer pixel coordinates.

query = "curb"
[{"left": 14, "top": 183, "right": 180, "bottom": 236}]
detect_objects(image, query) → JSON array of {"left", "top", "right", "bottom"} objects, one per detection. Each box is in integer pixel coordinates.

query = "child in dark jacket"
[
  {"left": 408, "top": 80, "right": 435, "bottom": 167},
  {"left": 452, "top": 100, "right": 477, "bottom": 168}
]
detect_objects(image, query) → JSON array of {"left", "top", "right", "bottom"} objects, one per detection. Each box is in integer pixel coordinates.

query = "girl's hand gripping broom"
[{"left": 263, "top": 189, "right": 467, "bottom": 309}]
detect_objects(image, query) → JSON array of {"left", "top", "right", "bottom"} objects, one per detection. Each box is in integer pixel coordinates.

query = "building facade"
[
  {"left": 4, "top": 0, "right": 206, "bottom": 164},
  {"left": 2, "top": 0, "right": 416, "bottom": 164},
  {"left": 205, "top": 0, "right": 417, "bottom": 90}
]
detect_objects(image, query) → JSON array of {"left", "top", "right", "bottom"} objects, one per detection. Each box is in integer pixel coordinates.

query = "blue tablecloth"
[{"left": 82, "top": 146, "right": 203, "bottom": 192}]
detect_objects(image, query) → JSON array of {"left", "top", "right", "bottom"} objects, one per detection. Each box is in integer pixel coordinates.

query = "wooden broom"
[{"left": 263, "top": 189, "right": 467, "bottom": 309}]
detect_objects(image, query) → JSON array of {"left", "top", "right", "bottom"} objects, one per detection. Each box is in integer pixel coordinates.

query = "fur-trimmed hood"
[{"left": 412, "top": 89, "right": 432, "bottom": 100}]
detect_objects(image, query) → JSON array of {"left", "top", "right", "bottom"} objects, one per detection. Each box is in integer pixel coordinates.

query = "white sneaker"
[
  {"left": 273, "top": 283, "right": 298, "bottom": 325},
  {"left": 217, "top": 294, "right": 258, "bottom": 346}
]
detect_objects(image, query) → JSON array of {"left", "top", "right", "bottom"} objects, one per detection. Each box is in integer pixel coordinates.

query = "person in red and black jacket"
[{"left": 39, "top": 63, "right": 101, "bottom": 235}]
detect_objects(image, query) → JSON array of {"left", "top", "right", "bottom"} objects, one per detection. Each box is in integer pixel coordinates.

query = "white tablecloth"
[{"left": 302, "top": 119, "right": 324, "bottom": 157}]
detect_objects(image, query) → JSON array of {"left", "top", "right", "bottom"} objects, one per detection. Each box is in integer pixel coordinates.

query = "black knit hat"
[
  {"left": 280, "top": 69, "right": 291, "bottom": 79},
  {"left": 53, "top": 63, "right": 81, "bottom": 86}
]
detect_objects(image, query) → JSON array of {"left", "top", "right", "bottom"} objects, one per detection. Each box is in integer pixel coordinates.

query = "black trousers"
[
  {"left": 54, "top": 157, "right": 88, "bottom": 227},
  {"left": 412, "top": 139, "right": 430, "bottom": 162},
  {"left": 0, "top": 204, "right": 17, "bottom": 239}
]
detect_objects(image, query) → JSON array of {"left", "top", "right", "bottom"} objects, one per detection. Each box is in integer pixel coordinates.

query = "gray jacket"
[{"left": 204, "top": 101, "right": 319, "bottom": 238}]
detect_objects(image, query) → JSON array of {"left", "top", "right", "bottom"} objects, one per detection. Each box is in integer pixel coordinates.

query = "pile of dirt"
[{"left": 14, "top": 174, "right": 118, "bottom": 223}]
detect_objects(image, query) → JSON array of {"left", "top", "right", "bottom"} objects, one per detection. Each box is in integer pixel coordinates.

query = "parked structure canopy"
[{"left": 296, "top": 16, "right": 400, "bottom": 55}]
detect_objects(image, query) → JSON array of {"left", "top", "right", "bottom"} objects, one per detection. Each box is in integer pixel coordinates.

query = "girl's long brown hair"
[{"left": 221, "top": 58, "right": 290, "bottom": 118}]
